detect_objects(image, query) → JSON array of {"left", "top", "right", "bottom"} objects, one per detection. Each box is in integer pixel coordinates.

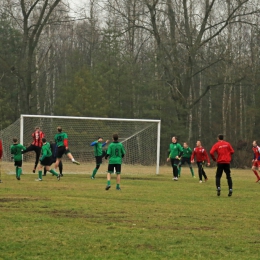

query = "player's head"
[
  {"left": 13, "top": 137, "right": 18, "bottom": 143},
  {"left": 98, "top": 137, "right": 103, "bottom": 142},
  {"left": 172, "top": 136, "right": 177, "bottom": 143},
  {"left": 253, "top": 140, "right": 258, "bottom": 147},
  {"left": 42, "top": 138, "right": 46, "bottom": 143},
  {"left": 113, "top": 134, "right": 119, "bottom": 141},
  {"left": 57, "top": 126, "right": 62, "bottom": 133},
  {"left": 196, "top": 140, "right": 201, "bottom": 147},
  {"left": 218, "top": 134, "right": 224, "bottom": 140},
  {"left": 35, "top": 126, "right": 40, "bottom": 130},
  {"left": 183, "top": 142, "right": 188, "bottom": 148}
]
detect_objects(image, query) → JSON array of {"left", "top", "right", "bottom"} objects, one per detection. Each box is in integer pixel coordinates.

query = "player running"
[
  {"left": 90, "top": 137, "right": 109, "bottom": 179},
  {"left": 54, "top": 127, "right": 80, "bottom": 172},
  {"left": 167, "top": 136, "right": 183, "bottom": 181},
  {"left": 178, "top": 142, "right": 195, "bottom": 178},
  {"left": 22, "top": 126, "right": 44, "bottom": 173},
  {"left": 36, "top": 138, "right": 60, "bottom": 181},
  {"left": 191, "top": 140, "right": 210, "bottom": 183},
  {"left": 251, "top": 140, "right": 260, "bottom": 182}
]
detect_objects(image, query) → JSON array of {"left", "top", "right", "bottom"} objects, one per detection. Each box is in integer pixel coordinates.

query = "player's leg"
[
  {"left": 216, "top": 164, "right": 224, "bottom": 196},
  {"left": 15, "top": 161, "right": 22, "bottom": 180},
  {"left": 22, "top": 144, "right": 34, "bottom": 154},
  {"left": 178, "top": 158, "right": 184, "bottom": 177},
  {"left": 59, "top": 160, "right": 63, "bottom": 176},
  {"left": 43, "top": 167, "right": 47, "bottom": 176},
  {"left": 187, "top": 158, "right": 195, "bottom": 177},
  {"left": 106, "top": 164, "right": 114, "bottom": 190},
  {"left": 171, "top": 159, "right": 179, "bottom": 180},
  {"left": 66, "top": 149, "right": 80, "bottom": 165},
  {"left": 37, "top": 164, "right": 43, "bottom": 181},
  {"left": 252, "top": 161, "right": 260, "bottom": 182},
  {"left": 115, "top": 164, "right": 121, "bottom": 190},
  {"left": 33, "top": 146, "right": 41, "bottom": 173},
  {"left": 197, "top": 162, "right": 203, "bottom": 182},
  {"left": 91, "top": 156, "right": 102, "bottom": 179},
  {"left": 223, "top": 164, "right": 232, "bottom": 196},
  {"left": 201, "top": 162, "right": 208, "bottom": 181}
]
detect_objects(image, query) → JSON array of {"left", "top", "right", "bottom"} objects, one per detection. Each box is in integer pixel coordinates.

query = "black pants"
[
  {"left": 44, "top": 160, "right": 63, "bottom": 175},
  {"left": 22, "top": 145, "right": 41, "bottom": 170},
  {"left": 216, "top": 163, "right": 232, "bottom": 190},
  {"left": 197, "top": 161, "right": 207, "bottom": 181},
  {"left": 171, "top": 158, "right": 180, "bottom": 177}
]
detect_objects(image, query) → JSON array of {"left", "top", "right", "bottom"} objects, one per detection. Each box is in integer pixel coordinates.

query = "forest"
[{"left": 0, "top": 0, "right": 260, "bottom": 167}]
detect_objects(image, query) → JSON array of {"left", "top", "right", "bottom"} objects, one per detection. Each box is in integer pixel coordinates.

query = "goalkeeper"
[
  {"left": 178, "top": 142, "right": 195, "bottom": 178},
  {"left": 90, "top": 137, "right": 109, "bottom": 179},
  {"left": 166, "top": 136, "right": 183, "bottom": 181}
]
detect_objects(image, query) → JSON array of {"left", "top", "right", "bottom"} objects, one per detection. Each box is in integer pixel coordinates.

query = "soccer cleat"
[
  {"left": 256, "top": 179, "right": 260, "bottom": 183},
  {"left": 174, "top": 177, "right": 178, "bottom": 181},
  {"left": 192, "top": 175, "right": 196, "bottom": 178},
  {"left": 217, "top": 187, "right": 221, "bottom": 196},
  {"left": 33, "top": 169, "right": 36, "bottom": 173},
  {"left": 60, "top": 173, "right": 63, "bottom": 177},
  {"left": 228, "top": 189, "right": 232, "bottom": 197},
  {"left": 57, "top": 174, "right": 61, "bottom": 181},
  {"left": 105, "top": 185, "right": 111, "bottom": 190},
  {"left": 17, "top": 177, "right": 20, "bottom": 181},
  {"left": 35, "top": 178, "right": 42, "bottom": 181},
  {"left": 199, "top": 180, "right": 203, "bottom": 183},
  {"left": 116, "top": 187, "right": 121, "bottom": 191},
  {"left": 205, "top": 178, "right": 208, "bottom": 182},
  {"left": 72, "top": 160, "right": 80, "bottom": 165},
  {"left": 91, "top": 176, "right": 95, "bottom": 180}
]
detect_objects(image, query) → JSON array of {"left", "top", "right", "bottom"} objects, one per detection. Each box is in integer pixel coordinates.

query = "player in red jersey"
[
  {"left": 191, "top": 140, "right": 210, "bottom": 183},
  {"left": 251, "top": 140, "right": 260, "bottom": 182},
  {"left": 22, "top": 126, "right": 45, "bottom": 173},
  {"left": 210, "top": 134, "right": 234, "bottom": 197}
]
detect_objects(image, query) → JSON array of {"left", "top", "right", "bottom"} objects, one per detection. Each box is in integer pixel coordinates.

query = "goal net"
[{"left": 0, "top": 115, "right": 161, "bottom": 175}]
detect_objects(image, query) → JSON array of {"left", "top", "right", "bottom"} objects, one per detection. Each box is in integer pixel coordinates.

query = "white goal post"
[{"left": 18, "top": 114, "right": 161, "bottom": 175}]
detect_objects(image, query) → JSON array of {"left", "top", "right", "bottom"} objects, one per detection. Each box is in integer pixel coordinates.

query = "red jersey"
[
  {"left": 32, "top": 130, "right": 44, "bottom": 147},
  {"left": 210, "top": 140, "right": 234, "bottom": 164},
  {"left": 252, "top": 146, "right": 260, "bottom": 160},
  {"left": 191, "top": 147, "right": 210, "bottom": 163},
  {"left": 0, "top": 139, "right": 2, "bottom": 159}
]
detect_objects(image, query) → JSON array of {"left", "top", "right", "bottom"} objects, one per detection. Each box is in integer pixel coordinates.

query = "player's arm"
[
  {"left": 177, "top": 144, "right": 183, "bottom": 159},
  {"left": 191, "top": 149, "right": 195, "bottom": 163},
  {"left": 40, "top": 148, "right": 47, "bottom": 161},
  {"left": 121, "top": 144, "right": 126, "bottom": 158},
  {"left": 209, "top": 146, "right": 216, "bottom": 161},
  {"left": 102, "top": 140, "right": 109, "bottom": 147},
  {"left": 105, "top": 145, "right": 111, "bottom": 159},
  {"left": 90, "top": 140, "right": 98, "bottom": 146},
  {"left": 204, "top": 150, "right": 210, "bottom": 165}
]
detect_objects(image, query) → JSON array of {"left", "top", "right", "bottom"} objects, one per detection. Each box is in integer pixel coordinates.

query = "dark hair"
[
  {"left": 218, "top": 134, "right": 224, "bottom": 140},
  {"left": 113, "top": 133, "right": 119, "bottom": 141},
  {"left": 13, "top": 137, "right": 18, "bottom": 143},
  {"left": 57, "top": 126, "right": 62, "bottom": 132},
  {"left": 35, "top": 126, "right": 40, "bottom": 130},
  {"left": 42, "top": 138, "right": 46, "bottom": 143}
]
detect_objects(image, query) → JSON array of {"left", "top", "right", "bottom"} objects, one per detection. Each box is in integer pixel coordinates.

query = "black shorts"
[
  {"left": 40, "top": 157, "right": 52, "bottom": 166},
  {"left": 14, "top": 161, "right": 22, "bottom": 167},
  {"left": 108, "top": 164, "right": 121, "bottom": 174},
  {"left": 56, "top": 146, "right": 71, "bottom": 159},
  {"left": 180, "top": 157, "right": 191, "bottom": 166},
  {"left": 95, "top": 156, "right": 103, "bottom": 165}
]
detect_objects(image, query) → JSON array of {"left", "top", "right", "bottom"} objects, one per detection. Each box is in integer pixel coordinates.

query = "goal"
[{"left": 1, "top": 115, "right": 161, "bottom": 175}]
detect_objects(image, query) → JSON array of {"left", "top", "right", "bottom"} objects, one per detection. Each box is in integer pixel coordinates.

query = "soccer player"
[
  {"left": 22, "top": 126, "right": 44, "bottom": 173},
  {"left": 105, "top": 133, "right": 125, "bottom": 190},
  {"left": 178, "top": 142, "right": 195, "bottom": 178},
  {"left": 10, "top": 138, "right": 26, "bottom": 180},
  {"left": 191, "top": 140, "right": 210, "bottom": 183},
  {"left": 36, "top": 138, "right": 60, "bottom": 181},
  {"left": 166, "top": 136, "right": 183, "bottom": 181},
  {"left": 43, "top": 141, "right": 63, "bottom": 176},
  {"left": 90, "top": 137, "right": 109, "bottom": 179},
  {"left": 210, "top": 134, "right": 234, "bottom": 197},
  {"left": 251, "top": 140, "right": 260, "bottom": 182},
  {"left": 54, "top": 127, "right": 80, "bottom": 172}
]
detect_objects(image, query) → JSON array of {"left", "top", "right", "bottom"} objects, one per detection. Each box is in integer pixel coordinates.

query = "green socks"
[
  {"left": 38, "top": 170, "right": 42, "bottom": 179},
  {"left": 116, "top": 184, "right": 120, "bottom": 189},
  {"left": 50, "top": 169, "right": 58, "bottom": 177},
  {"left": 92, "top": 168, "right": 98, "bottom": 177},
  {"left": 190, "top": 167, "right": 194, "bottom": 176},
  {"left": 17, "top": 168, "right": 22, "bottom": 178},
  {"left": 107, "top": 180, "right": 111, "bottom": 186},
  {"left": 178, "top": 167, "right": 182, "bottom": 176},
  {"left": 16, "top": 167, "right": 18, "bottom": 178}
]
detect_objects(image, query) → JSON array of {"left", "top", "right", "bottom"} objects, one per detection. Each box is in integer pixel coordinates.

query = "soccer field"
[{"left": 0, "top": 165, "right": 259, "bottom": 260}]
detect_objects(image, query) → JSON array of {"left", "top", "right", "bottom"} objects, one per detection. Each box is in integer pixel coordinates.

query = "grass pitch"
[{"left": 0, "top": 164, "right": 260, "bottom": 260}]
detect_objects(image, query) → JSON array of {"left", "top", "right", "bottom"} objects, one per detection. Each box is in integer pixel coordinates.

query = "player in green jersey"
[
  {"left": 10, "top": 138, "right": 26, "bottom": 180},
  {"left": 167, "top": 136, "right": 183, "bottom": 181},
  {"left": 90, "top": 137, "right": 109, "bottom": 179},
  {"left": 54, "top": 127, "right": 80, "bottom": 173},
  {"left": 178, "top": 142, "right": 195, "bottom": 178},
  {"left": 36, "top": 138, "right": 60, "bottom": 181},
  {"left": 105, "top": 134, "right": 126, "bottom": 190}
]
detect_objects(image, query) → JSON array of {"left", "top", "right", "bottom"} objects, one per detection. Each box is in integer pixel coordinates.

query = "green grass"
[{"left": 0, "top": 167, "right": 260, "bottom": 260}]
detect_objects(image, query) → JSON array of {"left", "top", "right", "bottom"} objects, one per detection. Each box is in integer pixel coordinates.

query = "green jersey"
[
  {"left": 107, "top": 142, "right": 126, "bottom": 164},
  {"left": 169, "top": 142, "right": 183, "bottom": 159},
  {"left": 182, "top": 147, "right": 192, "bottom": 158},
  {"left": 10, "top": 144, "right": 26, "bottom": 161},
  {"left": 41, "top": 142, "right": 52, "bottom": 160},
  {"left": 91, "top": 140, "right": 106, "bottom": 156},
  {"left": 54, "top": 132, "right": 68, "bottom": 147}
]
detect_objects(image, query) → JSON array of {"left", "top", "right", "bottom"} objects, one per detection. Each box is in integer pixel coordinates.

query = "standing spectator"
[
  {"left": 251, "top": 140, "right": 260, "bottom": 182},
  {"left": 22, "top": 126, "right": 44, "bottom": 173},
  {"left": 10, "top": 138, "right": 26, "bottom": 180},
  {"left": 210, "top": 134, "right": 234, "bottom": 197},
  {"left": 54, "top": 126, "right": 80, "bottom": 173},
  {"left": 191, "top": 140, "right": 210, "bottom": 183},
  {"left": 90, "top": 137, "right": 109, "bottom": 179},
  {"left": 178, "top": 142, "right": 195, "bottom": 178},
  {"left": 105, "top": 134, "right": 125, "bottom": 191},
  {"left": 167, "top": 136, "right": 183, "bottom": 181}
]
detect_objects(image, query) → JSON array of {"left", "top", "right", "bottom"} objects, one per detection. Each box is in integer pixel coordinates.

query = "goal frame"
[{"left": 20, "top": 114, "right": 161, "bottom": 174}]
